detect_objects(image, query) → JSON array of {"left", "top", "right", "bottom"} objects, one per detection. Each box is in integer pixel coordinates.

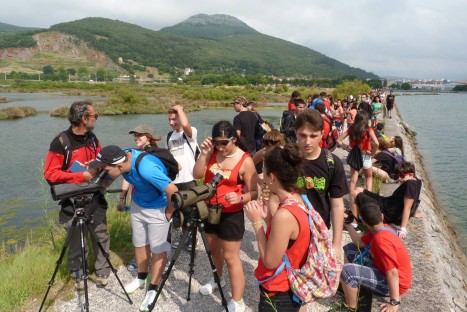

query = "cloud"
[{"left": 1, "top": 0, "right": 466, "bottom": 80}]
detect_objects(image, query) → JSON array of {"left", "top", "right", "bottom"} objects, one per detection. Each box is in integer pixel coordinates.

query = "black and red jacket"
[{"left": 44, "top": 127, "right": 101, "bottom": 185}]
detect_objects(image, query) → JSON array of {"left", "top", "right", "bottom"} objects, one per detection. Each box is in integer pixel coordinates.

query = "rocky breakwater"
[{"left": 384, "top": 106, "right": 467, "bottom": 312}]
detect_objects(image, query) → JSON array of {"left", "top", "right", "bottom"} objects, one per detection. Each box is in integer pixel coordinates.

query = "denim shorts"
[{"left": 362, "top": 154, "right": 372, "bottom": 169}]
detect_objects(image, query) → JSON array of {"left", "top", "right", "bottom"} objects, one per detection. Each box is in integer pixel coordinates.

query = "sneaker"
[
  {"left": 171, "top": 236, "right": 181, "bottom": 249},
  {"left": 127, "top": 259, "right": 138, "bottom": 272},
  {"left": 95, "top": 275, "right": 109, "bottom": 288},
  {"left": 139, "top": 290, "right": 156, "bottom": 312},
  {"left": 199, "top": 277, "right": 226, "bottom": 295},
  {"left": 223, "top": 298, "right": 246, "bottom": 312},
  {"left": 351, "top": 224, "right": 362, "bottom": 233},
  {"left": 124, "top": 278, "right": 147, "bottom": 294},
  {"left": 74, "top": 278, "right": 85, "bottom": 291},
  {"left": 384, "top": 178, "right": 399, "bottom": 184}
]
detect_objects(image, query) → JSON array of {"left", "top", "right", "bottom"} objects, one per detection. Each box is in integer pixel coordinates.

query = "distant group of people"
[{"left": 44, "top": 87, "right": 418, "bottom": 312}]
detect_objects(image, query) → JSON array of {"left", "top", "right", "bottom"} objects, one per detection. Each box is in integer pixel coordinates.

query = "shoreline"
[{"left": 392, "top": 105, "right": 467, "bottom": 311}]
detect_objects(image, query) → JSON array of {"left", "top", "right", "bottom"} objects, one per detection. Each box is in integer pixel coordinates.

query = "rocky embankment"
[{"left": 43, "top": 106, "right": 466, "bottom": 312}]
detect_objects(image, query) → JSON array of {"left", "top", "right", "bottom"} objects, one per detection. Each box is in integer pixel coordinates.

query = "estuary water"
[
  {"left": 396, "top": 92, "right": 467, "bottom": 253},
  {"left": 0, "top": 93, "right": 283, "bottom": 244}
]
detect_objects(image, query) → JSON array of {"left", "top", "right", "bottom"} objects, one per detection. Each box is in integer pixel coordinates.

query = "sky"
[{"left": 2, "top": 0, "right": 467, "bottom": 81}]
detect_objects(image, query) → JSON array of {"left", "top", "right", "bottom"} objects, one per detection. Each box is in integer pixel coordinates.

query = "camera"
[
  {"left": 171, "top": 173, "right": 223, "bottom": 227},
  {"left": 51, "top": 170, "right": 108, "bottom": 201}
]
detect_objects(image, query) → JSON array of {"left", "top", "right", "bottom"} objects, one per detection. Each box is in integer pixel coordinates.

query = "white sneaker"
[
  {"left": 124, "top": 278, "right": 146, "bottom": 294},
  {"left": 199, "top": 277, "right": 226, "bottom": 295},
  {"left": 139, "top": 290, "right": 156, "bottom": 312},
  {"left": 223, "top": 298, "right": 246, "bottom": 312}
]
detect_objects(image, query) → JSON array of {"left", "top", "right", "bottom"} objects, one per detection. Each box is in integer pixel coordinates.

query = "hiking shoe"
[
  {"left": 200, "top": 277, "right": 226, "bottom": 295},
  {"left": 139, "top": 290, "right": 156, "bottom": 312},
  {"left": 223, "top": 298, "right": 246, "bottom": 312},
  {"left": 74, "top": 278, "right": 85, "bottom": 291},
  {"left": 124, "top": 278, "right": 147, "bottom": 294},
  {"left": 95, "top": 275, "right": 109, "bottom": 288},
  {"left": 171, "top": 236, "right": 181, "bottom": 249},
  {"left": 127, "top": 259, "right": 138, "bottom": 272}
]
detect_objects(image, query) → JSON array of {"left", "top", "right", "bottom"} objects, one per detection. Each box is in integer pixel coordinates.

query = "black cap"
[{"left": 89, "top": 145, "right": 127, "bottom": 169}]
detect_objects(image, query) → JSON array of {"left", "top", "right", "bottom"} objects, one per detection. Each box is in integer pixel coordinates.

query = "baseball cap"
[
  {"left": 89, "top": 145, "right": 127, "bottom": 169},
  {"left": 129, "top": 125, "right": 153, "bottom": 135},
  {"left": 230, "top": 95, "right": 248, "bottom": 106}
]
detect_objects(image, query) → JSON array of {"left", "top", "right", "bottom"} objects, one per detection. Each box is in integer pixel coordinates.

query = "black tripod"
[
  {"left": 39, "top": 195, "right": 132, "bottom": 312},
  {"left": 148, "top": 204, "right": 229, "bottom": 312}
]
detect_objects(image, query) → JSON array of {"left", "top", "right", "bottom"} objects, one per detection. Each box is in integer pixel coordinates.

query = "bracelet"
[
  {"left": 251, "top": 220, "right": 265, "bottom": 226},
  {"left": 240, "top": 195, "right": 244, "bottom": 203},
  {"left": 399, "top": 227, "right": 407, "bottom": 232}
]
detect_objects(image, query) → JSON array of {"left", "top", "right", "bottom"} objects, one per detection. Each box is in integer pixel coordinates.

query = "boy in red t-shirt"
[{"left": 335, "top": 202, "right": 411, "bottom": 312}]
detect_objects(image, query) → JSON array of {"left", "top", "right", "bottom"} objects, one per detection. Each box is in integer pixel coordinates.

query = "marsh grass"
[
  {"left": 0, "top": 190, "right": 133, "bottom": 310},
  {"left": 0, "top": 106, "right": 37, "bottom": 120}
]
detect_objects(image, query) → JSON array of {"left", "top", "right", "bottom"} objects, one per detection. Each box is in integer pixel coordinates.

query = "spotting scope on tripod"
[
  {"left": 39, "top": 170, "right": 133, "bottom": 312},
  {"left": 148, "top": 173, "right": 230, "bottom": 311}
]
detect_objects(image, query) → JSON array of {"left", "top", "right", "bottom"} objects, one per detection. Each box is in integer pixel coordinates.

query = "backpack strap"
[
  {"left": 58, "top": 131, "right": 72, "bottom": 171},
  {"left": 166, "top": 131, "right": 174, "bottom": 148},
  {"left": 354, "top": 226, "right": 398, "bottom": 264},
  {"left": 182, "top": 132, "right": 196, "bottom": 157},
  {"left": 57, "top": 130, "right": 98, "bottom": 171},
  {"left": 324, "top": 148, "right": 335, "bottom": 180}
]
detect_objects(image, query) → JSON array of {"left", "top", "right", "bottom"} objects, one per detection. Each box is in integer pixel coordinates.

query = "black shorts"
[
  {"left": 355, "top": 190, "right": 386, "bottom": 211},
  {"left": 204, "top": 210, "right": 245, "bottom": 241}
]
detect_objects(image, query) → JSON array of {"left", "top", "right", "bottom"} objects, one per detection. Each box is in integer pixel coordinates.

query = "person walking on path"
[
  {"left": 385, "top": 90, "right": 396, "bottom": 119},
  {"left": 337, "top": 110, "right": 379, "bottom": 193},
  {"left": 232, "top": 95, "right": 258, "bottom": 155}
]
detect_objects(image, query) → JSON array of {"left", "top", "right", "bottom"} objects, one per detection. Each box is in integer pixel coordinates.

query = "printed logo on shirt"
[
  {"left": 209, "top": 163, "right": 231, "bottom": 180},
  {"left": 298, "top": 176, "right": 327, "bottom": 191}
]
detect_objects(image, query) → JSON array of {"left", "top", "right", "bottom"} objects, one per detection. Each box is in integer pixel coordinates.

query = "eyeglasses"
[
  {"left": 87, "top": 114, "right": 98, "bottom": 120},
  {"left": 263, "top": 139, "right": 279, "bottom": 147},
  {"left": 212, "top": 137, "right": 234, "bottom": 147}
]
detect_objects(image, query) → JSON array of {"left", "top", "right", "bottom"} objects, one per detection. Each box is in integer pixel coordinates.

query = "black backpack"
[
  {"left": 134, "top": 146, "right": 179, "bottom": 181},
  {"left": 279, "top": 110, "right": 293, "bottom": 133}
]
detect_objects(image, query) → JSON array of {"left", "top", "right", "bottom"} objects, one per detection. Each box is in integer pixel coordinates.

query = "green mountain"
[
  {"left": 3, "top": 15, "right": 377, "bottom": 79},
  {"left": 0, "top": 22, "right": 41, "bottom": 34}
]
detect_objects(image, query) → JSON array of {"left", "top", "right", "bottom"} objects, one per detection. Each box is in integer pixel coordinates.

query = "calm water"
[
  {"left": 397, "top": 93, "right": 467, "bottom": 253},
  {"left": 0, "top": 93, "right": 283, "bottom": 243}
]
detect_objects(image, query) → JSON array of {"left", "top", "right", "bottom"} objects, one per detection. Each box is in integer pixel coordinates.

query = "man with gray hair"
[{"left": 44, "top": 100, "right": 110, "bottom": 291}]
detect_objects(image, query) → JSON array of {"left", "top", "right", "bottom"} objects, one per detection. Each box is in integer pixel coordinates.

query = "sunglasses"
[
  {"left": 263, "top": 139, "right": 279, "bottom": 147},
  {"left": 87, "top": 113, "right": 98, "bottom": 120},
  {"left": 212, "top": 137, "right": 234, "bottom": 147}
]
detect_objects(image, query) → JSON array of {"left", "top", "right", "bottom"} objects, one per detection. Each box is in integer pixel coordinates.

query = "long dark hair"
[
  {"left": 212, "top": 120, "right": 248, "bottom": 152},
  {"left": 349, "top": 110, "right": 370, "bottom": 143}
]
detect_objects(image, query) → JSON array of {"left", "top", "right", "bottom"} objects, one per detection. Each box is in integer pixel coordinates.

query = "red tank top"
[
  {"left": 205, "top": 151, "right": 249, "bottom": 213},
  {"left": 348, "top": 127, "right": 373, "bottom": 151},
  {"left": 254, "top": 198, "right": 311, "bottom": 292}
]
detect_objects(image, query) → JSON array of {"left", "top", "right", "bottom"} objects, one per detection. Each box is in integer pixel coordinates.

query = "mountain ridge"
[{"left": 0, "top": 15, "right": 378, "bottom": 79}]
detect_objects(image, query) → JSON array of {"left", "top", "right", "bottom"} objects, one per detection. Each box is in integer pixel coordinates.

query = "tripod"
[
  {"left": 148, "top": 204, "right": 229, "bottom": 312},
  {"left": 39, "top": 196, "right": 132, "bottom": 312}
]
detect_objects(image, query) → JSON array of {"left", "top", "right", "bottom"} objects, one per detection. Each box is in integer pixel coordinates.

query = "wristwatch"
[{"left": 389, "top": 299, "right": 401, "bottom": 306}]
